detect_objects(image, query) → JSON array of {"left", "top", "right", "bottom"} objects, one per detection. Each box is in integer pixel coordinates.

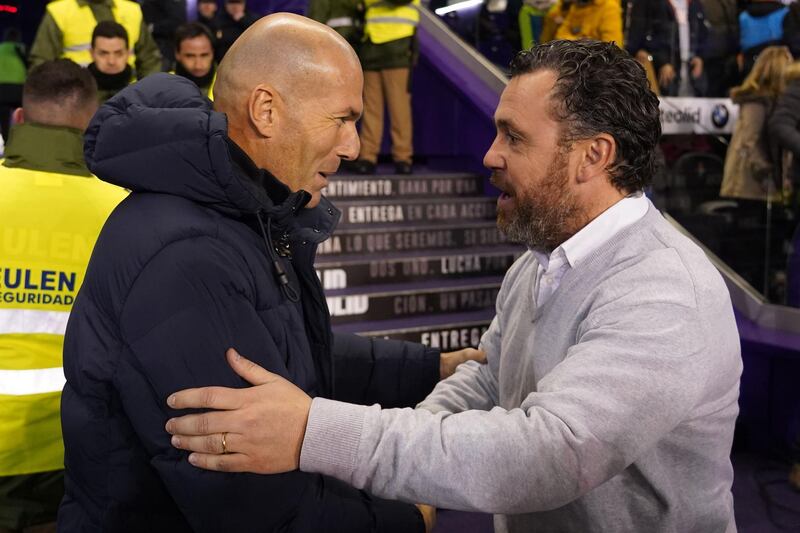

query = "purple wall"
[{"left": 735, "top": 312, "right": 800, "bottom": 454}]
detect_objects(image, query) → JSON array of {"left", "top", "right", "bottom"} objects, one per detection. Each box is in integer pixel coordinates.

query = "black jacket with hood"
[{"left": 58, "top": 73, "right": 438, "bottom": 532}]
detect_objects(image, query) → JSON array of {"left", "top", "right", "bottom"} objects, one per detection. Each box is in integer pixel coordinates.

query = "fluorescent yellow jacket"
[
  {"left": 0, "top": 124, "right": 127, "bottom": 476},
  {"left": 169, "top": 69, "right": 217, "bottom": 100},
  {"left": 46, "top": 0, "right": 142, "bottom": 67},
  {"left": 364, "top": 0, "right": 420, "bottom": 44},
  {"left": 544, "top": 0, "right": 623, "bottom": 47}
]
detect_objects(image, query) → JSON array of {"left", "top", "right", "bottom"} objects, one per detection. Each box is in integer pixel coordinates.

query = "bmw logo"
[{"left": 711, "top": 104, "right": 729, "bottom": 128}]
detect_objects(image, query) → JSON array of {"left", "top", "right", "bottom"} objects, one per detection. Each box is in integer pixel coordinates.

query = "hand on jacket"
[
  {"left": 166, "top": 348, "right": 311, "bottom": 474},
  {"left": 439, "top": 348, "right": 487, "bottom": 379}
]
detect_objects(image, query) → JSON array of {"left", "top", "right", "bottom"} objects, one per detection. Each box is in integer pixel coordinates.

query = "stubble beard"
[{"left": 497, "top": 150, "right": 584, "bottom": 253}]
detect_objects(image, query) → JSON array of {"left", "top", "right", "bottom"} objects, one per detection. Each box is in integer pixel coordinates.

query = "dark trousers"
[{"left": 0, "top": 471, "right": 63, "bottom": 532}]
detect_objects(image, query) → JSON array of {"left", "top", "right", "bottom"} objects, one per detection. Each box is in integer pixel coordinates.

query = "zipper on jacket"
[{"left": 255, "top": 210, "right": 300, "bottom": 303}]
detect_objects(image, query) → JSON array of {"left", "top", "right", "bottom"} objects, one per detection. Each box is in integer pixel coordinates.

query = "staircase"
[
  {"left": 319, "top": 171, "right": 523, "bottom": 351},
  {"left": 318, "top": 170, "right": 508, "bottom": 532}
]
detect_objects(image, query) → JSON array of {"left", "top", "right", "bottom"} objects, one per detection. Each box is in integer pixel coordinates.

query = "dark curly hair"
[{"left": 510, "top": 40, "right": 661, "bottom": 193}]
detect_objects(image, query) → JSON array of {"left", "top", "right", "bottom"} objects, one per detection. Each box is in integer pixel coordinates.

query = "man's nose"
[
  {"left": 483, "top": 135, "right": 502, "bottom": 170},
  {"left": 338, "top": 123, "right": 360, "bottom": 161}
]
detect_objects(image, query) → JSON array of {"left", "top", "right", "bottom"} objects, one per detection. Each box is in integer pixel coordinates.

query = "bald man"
[{"left": 58, "top": 14, "right": 442, "bottom": 532}]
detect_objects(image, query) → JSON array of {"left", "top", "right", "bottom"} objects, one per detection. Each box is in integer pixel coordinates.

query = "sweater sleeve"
[
  {"left": 415, "top": 317, "right": 500, "bottom": 414},
  {"left": 416, "top": 254, "right": 511, "bottom": 415},
  {"left": 116, "top": 237, "right": 423, "bottom": 533},
  {"left": 300, "top": 298, "right": 714, "bottom": 514},
  {"left": 331, "top": 333, "right": 440, "bottom": 408}
]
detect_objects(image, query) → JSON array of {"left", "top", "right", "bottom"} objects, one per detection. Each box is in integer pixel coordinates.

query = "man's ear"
[
  {"left": 11, "top": 107, "right": 23, "bottom": 125},
  {"left": 576, "top": 133, "right": 616, "bottom": 185},
  {"left": 248, "top": 84, "right": 278, "bottom": 138}
]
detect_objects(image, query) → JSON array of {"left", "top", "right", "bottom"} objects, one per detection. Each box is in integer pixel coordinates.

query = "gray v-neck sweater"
[{"left": 301, "top": 204, "right": 742, "bottom": 533}]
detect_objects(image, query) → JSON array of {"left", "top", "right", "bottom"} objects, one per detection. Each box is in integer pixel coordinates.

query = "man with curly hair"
[{"left": 166, "top": 40, "right": 742, "bottom": 533}]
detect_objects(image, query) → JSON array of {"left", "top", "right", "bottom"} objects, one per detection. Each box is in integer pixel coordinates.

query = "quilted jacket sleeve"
[
  {"left": 331, "top": 333, "right": 440, "bottom": 408},
  {"left": 116, "top": 236, "right": 424, "bottom": 533}
]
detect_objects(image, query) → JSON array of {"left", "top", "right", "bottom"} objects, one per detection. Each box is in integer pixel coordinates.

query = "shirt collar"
[{"left": 533, "top": 192, "right": 649, "bottom": 272}]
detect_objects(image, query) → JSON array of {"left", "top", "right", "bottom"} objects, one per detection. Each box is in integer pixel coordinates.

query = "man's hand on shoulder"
[
  {"left": 439, "top": 348, "right": 486, "bottom": 380},
  {"left": 165, "top": 348, "right": 311, "bottom": 474}
]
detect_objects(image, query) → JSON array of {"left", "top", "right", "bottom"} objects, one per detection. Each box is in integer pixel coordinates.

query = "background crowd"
[
  {"left": 0, "top": 3, "right": 798, "bottom": 319},
  {"left": 1, "top": 1, "right": 800, "bottom": 532}
]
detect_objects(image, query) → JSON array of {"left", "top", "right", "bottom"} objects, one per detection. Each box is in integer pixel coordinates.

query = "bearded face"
[{"left": 494, "top": 147, "right": 584, "bottom": 253}]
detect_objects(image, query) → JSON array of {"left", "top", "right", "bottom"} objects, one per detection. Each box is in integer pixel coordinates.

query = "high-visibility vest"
[
  {"left": 47, "top": 0, "right": 142, "bottom": 68},
  {"left": 364, "top": 0, "right": 420, "bottom": 45},
  {"left": 0, "top": 165, "right": 127, "bottom": 476},
  {"left": 169, "top": 69, "right": 217, "bottom": 100}
]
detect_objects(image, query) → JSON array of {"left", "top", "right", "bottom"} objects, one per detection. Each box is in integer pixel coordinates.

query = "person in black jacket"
[
  {"left": 197, "top": 0, "right": 223, "bottom": 41},
  {"left": 141, "top": 0, "right": 187, "bottom": 70},
  {"left": 769, "top": 65, "right": 800, "bottom": 200},
  {"left": 631, "top": 0, "right": 710, "bottom": 96},
  {"left": 215, "top": 0, "right": 260, "bottom": 60},
  {"left": 59, "top": 13, "right": 480, "bottom": 532}
]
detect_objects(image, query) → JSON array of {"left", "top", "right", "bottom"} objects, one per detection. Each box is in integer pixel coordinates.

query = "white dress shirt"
[{"left": 530, "top": 192, "right": 650, "bottom": 306}]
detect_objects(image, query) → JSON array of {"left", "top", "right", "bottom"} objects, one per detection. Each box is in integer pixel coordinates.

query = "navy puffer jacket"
[{"left": 58, "top": 74, "right": 437, "bottom": 532}]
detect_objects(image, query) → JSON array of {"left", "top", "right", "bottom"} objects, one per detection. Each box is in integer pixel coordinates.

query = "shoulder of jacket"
[{"left": 47, "top": 0, "right": 76, "bottom": 13}]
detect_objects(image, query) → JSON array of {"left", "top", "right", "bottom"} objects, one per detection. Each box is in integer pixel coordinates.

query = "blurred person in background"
[
  {"left": 197, "top": 0, "right": 223, "bottom": 41},
  {"left": 173, "top": 22, "right": 217, "bottom": 98},
  {"left": 721, "top": 46, "right": 793, "bottom": 298},
  {"left": 770, "top": 60, "right": 800, "bottom": 212},
  {"left": 29, "top": 0, "right": 161, "bottom": 79},
  {"left": 540, "top": 0, "right": 623, "bottom": 46},
  {"left": 0, "top": 59, "right": 127, "bottom": 533},
  {"left": 518, "top": 0, "right": 556, "bottom": 50},
  {"left": 721, "top": 46, "right": 792, "bottom": 203},
  {"left": 141, "top": 0, "right": 187, "bottom": 70},
  {"left": 767, "top": 62, "right": 800, "bottom": 483},
  {"left": 642, "top": 0, "right": 710, "bottom": 96},
  {"left": 625, "top": 0, "right": 660, "bottom": 93},
  {"left": 699, "top": 0, "right": 739, "bottom": 96},
  {"left": 88, "top": 21, "right": 134, "bottom": 102},
  {"left": 737, "top": 0, "right": 797, "bottom": 77},
  {"left": 0, "top": 28, "right": 26, "bottom": 142},
  {"left": 346, "top": 0, "right": 420, "bottom": 175},
  {"left": 785, "top": 1, "right": 800, "bottom": 58},
  {"left": 307, "top": 0, "right": 364, "bottom": 49},
  {"left": 769, "top": 61, "right": 800, "bottom": 309},
  {"left": 215, "top": 0, "right": 260, "bottom": 60}
]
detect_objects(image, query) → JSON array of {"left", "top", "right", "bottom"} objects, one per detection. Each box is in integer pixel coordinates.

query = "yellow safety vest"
[
  {"left": 0, "top": 165, "right": 127, "bottom": 476},
  {"left": 364, "top": 0, "right": 420, "bottom": 44},
  {"left": 47, "top": 0, "right": 142, "bottom": 68},
  {"left": 169, "top": 69, "right": 217, "bottom": 100}
]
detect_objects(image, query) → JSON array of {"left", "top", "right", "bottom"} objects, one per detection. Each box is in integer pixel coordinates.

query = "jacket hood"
[{"left": 84, "top": 73, "right": 275, "bottom": 215}]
